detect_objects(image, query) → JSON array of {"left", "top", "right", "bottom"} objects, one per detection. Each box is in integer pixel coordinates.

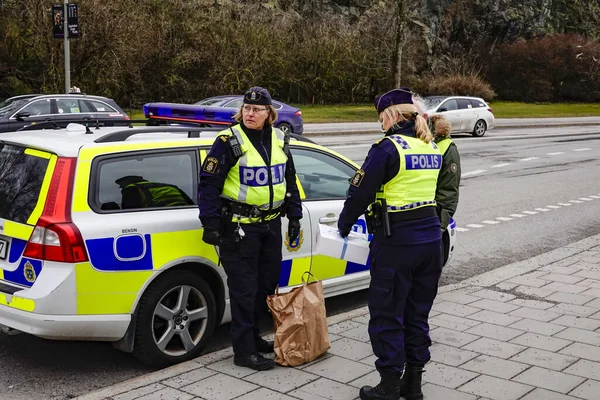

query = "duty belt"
[
  {"left": 389, "top": 205, "right": 438, "bottom": 222},
  {"left": 225, "top": 200, "right": 282, "bottom": 220}
]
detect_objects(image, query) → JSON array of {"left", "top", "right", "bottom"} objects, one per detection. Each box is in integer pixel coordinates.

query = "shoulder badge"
[
  {"left": 450, "top": 163, "right": 458, "bottom": 173},
  {"left": 350, "top": 169, "right": 365, "bottom": 187},
  {"left": 285, "top": 230, "right": 304, "bottom": 252},
  {"left": 202, "top": 157, "right": 219, "bottom": 174},
  {"left": 219, "top": 135, "right": 228, "bottom": 142}
]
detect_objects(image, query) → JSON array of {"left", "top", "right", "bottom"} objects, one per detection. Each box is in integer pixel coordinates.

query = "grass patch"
[{"left": 126, "top": 101, "right": 600, "bottom": 124}]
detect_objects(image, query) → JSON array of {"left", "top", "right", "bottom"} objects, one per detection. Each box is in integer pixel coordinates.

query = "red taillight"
[
  {"left": 487, "top": 107, "right": 493, "bottom": 112},
  {"left": 295, "top": 110, "right": 302, "bottom": 116},
  {"left": 23, "top": 157, "right": 89, "bottom": 263},
  {"left": 125, "top": 115, "right": 131, "bottom": 120}
]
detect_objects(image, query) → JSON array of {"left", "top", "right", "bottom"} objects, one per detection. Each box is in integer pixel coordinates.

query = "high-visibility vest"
[
  {"left": 127, "top": 181, "right": 190, "bottom": 207},
  {"left": 436, "top": 137, "right": 453, "bottom": 155},
  {"left": 379, "top": 134, "right": 442, "bottom": 212},
  {"left": 221, "top": 125, "right": 288, "bottom": 221}
]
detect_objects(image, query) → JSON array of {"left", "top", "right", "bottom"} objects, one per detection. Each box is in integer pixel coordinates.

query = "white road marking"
[
  {"left": 547, "top": 152, "right": 565, "bottom": 155},
  {"left": 510, "top": 214, "right": 526, "bottom": 218},
  {"left": 580, "top": 197, "right": 594, "bottom": 201},
  {"left": 491, "top": 163, "right": 511, "bottom": 168},
  {"left": 574, "top": 148, "right": 592, "bottom": 151},
  {"left": 522, "top": 211, "right": 538, "bottom": 215},
  {"left": 466, "top": 224, "right": 484, "bottom": 228},
  {"left": 590, "top": 195, "right": 600, "bottom": 199},
  {"left": 496, "top": 217, "right": 513, "bottom": 221},
  {"left": 520, "top": 157, "right": 539, "bottom": 161},
  {"left": 462, "top": 169, "right": 487, "bottom": 177},
  {"left": 482, "top": 220, "right": 500, "bottom": 224},
  {"left": 455, "top": 227, "right": 469, "bottom": 232},
  {"left": 535, "top": 208, "right": 550, "bottom": 212},
  {"left": 546, "top": 205, "right": 561, "bottom": 209},
  {"left": 558, "top": 203, "right": 573, "bottom": 206}
]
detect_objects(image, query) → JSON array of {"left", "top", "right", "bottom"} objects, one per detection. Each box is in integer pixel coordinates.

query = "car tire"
[
  {"left": 472, "top": 120, "right": 487, "bottom": 137},
  {"left": 277, "top": 122, "right": 293, "bottom": 134},
  {"left": 133, "top": 270, "right": 217, "bottom": 368}
]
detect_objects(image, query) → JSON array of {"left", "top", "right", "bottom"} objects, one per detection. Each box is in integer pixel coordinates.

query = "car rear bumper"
[{"left": 0, "top": 304, "right": 130, "bottom": 341}]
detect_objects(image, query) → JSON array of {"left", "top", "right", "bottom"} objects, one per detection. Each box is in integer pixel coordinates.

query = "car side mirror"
[
  {"left": 438, "top": 107, "right": 447, "bottom": 112},
  {"left": 14, "top": 112, "right": 30, "bottom": 121}
]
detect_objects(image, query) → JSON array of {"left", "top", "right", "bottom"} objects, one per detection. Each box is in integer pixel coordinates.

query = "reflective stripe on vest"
[
  {"left": 128, "top": 182, "right": 189, "bottom": 207},
  {"left": 220, "top": 125, "right": 288, "bottom": 212},
  {"left": 380, "top": 135, "right": 442, "bottom": 212},
  {"left": 436, "top": 137, "right": 453, "bottom": 155}
]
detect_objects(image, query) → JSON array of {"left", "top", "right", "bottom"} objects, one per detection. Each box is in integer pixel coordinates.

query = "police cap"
[
  {"left": 244, "top": 86, "right": 272, "bottom": 106},
  {"left": 374, "top": 87, "right": 414, "bottom": 114}
]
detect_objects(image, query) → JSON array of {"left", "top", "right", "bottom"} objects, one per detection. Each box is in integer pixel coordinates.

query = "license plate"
[{"left": 0, "top": 239, "right": 8, "bottom": 260}]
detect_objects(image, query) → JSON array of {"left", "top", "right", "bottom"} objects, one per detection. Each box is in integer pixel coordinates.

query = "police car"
[{"left": 0, "top": 123, "right": 456, "bottom": 367}]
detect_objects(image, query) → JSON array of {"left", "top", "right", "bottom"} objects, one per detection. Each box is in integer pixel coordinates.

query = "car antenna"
[
  {"left": 95, "top": 119, "right": 100, "bottom": 130},
  {"left": 84, "top": 122, "right": 93, "bottom": 134}
]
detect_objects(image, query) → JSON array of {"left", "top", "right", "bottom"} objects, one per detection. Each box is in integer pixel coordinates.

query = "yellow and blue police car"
[{"left": 0, "top": 123, "right": 456, "bottom": 367}]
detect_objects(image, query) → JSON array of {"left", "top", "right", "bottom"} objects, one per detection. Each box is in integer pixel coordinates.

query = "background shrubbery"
[{"left": 1, "top": 0, "right": 600, "bottom": 106}]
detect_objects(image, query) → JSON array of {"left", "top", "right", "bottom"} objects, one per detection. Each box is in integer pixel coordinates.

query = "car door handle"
[{"left": 319, "top": 216, "right": 338, "bottom": 223}]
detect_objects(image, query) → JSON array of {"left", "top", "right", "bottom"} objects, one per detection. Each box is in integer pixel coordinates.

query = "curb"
[{"left": 74, "top": 232, "right": 600, "bottom": 400}]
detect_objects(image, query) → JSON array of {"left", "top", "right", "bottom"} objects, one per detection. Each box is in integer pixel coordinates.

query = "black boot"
[
  {"left": 399, "top": 364, "right": 425, "bottom": 400},
  {"left": 233, "top": 353, "right": 275, "bottom": 371},
  {"left": 359, "top": 371, "right": 401, "bottom": 400},
  {"left": 255, "top": 337, "right": 274, "bottom": 353}
]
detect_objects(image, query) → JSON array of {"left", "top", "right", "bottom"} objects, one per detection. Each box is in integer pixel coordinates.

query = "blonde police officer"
[
  {"left": 198, "top": 87, "right": 302, "bottom": 371},
  {"left": 338, "top": 88, "right": 442, "bottom": 400}
]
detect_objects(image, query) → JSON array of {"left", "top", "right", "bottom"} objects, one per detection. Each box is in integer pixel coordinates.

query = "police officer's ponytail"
[{"left": 381, "top": 104, "right": 433, "bottom": 144}]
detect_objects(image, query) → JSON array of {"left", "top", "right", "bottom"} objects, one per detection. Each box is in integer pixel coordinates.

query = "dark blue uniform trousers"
[
  {"left": 368, "top": 233, "right": 443, "bottom": 373},
  {"left": 219, "top": 217, "right": 282, "bottom": 355}
]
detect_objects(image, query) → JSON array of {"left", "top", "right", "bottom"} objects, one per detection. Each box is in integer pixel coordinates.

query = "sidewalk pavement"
[
  {"left": 303, "top": 116, "right": 600, "bottom": 135},
  {"left": 76, "top": 233, "right": 600, "bottom": 400}
]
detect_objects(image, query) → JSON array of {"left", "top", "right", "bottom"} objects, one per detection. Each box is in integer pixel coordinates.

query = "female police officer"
[
  {"left": 338, "top": 88, "right": 442, "bottom": 400},
  {"left": 198, "top": 87, "right": 302, "bottom": 371}
]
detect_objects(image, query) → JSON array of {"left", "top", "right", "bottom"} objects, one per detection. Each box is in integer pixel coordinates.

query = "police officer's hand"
[
  {"left": 288, "top": 218, "right": 301, "bottom": 242},
  {"left": 202, "top": 227, "right": 221, "bottom": 246},
  {"left": 338, "top": 221, "right": 351, "bottom": 238}
]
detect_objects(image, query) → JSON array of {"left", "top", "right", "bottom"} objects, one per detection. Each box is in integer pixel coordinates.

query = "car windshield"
[
  {"left": 0, "top": 98, "right": 29, "bottom": 117},
  {"left": 194, "top": 98, "right": 226, "bottom": 106},
  {"left": 423, "top": 97, "right": 446, "bottom": 110}
]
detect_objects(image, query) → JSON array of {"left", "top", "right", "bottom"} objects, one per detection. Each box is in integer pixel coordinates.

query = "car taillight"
[
  {"left": 295, "top": 110, "right": 302, "bottom": 116},
  {"left": 125, "top": 115, "right": 131, "bottom": 120},
  {"left": 487, "top": 107, "right": 493, "bottom": 112},
  {"left": 23, "top": 157, "right": 89, "bottom": 263}
]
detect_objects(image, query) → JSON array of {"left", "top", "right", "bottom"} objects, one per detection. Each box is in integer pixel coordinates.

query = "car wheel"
[
  {"left": 472, "top": 120, "right": 487, "bottom": 137},
  {"left": 133, "top": 270, "right": 217, "bottom": 367},
  {"left": 277, "top": 122, "right": 293, "bottom": 134}
]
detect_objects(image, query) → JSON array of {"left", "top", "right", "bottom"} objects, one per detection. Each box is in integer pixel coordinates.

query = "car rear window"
[{"left": 0, "top": 144, "right": 50, "bottom": 224}]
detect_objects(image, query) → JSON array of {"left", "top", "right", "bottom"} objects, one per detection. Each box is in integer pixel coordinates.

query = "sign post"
[
  {"left": 63, "top": 0, "right": 70, "bottom": 93},
  {"left": 52, "top": 2, "right": 79, "bottom": 93}
]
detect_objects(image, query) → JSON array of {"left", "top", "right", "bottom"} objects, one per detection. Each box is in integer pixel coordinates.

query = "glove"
[
  {"left": 338, "top": 222, "right": 351, "bottom": 238},
  {"left": 202, "top": 226, "right": 221, "bottom": 246},
  {"left": 288, "top": 218, "right": 301, "bottom": 243}
]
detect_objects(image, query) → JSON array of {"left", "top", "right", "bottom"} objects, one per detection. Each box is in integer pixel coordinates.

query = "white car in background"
[{"left": 423, "top": 96, "right": 495, "bottom": 137}]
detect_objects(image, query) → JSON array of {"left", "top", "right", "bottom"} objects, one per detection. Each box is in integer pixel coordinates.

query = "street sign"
[{"left": 52, "top": 4, "right": 79, "bottom": 39}]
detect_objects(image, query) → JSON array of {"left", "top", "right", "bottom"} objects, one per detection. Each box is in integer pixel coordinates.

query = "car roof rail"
[
  {"left": 16, "top": 118, "right": 132, "bottom": 132},
  {"left": 94, "top": 126, "right": 224, "bottom": 143}
]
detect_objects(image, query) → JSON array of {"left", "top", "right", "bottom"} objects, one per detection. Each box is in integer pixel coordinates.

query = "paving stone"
[
  {"left": 582, "top": 297, "right": 600, "bottom": 308},
  {"left": 463, "top": 338, "right": 526, "bottom": 359},
  {"left": 180, "top": 374, "right": 258, "bottom": 400},
  {"left": 351, "top": 314, "right": 370, "bottom": 325},
  {"left": 542, "top": 282, "right": 588, "bottom": 294},
  {"left": 461, "top": 355, "right": 529, "bottom": 379},
  {"left": 193, "top": 347, "right": 234, "bottom": 364},
  {"left": 348, "top": 370, "right": 379, "bottom": 389},
  {"left": 429, "top": 343, "right": 479, "bottom": 367},
  {"left": 470, "top": 289, "right": 516, "bottom": 302},
  {"left": 421, "top": 361, "right": 479, "bottom": 389},
  {"left": 206, "top": 358, "right": 257, "bottom": 378},
  {"left": 327, "top": 337, "right": 373, "bottom": 361},
  {"left": 589, "top": 310, "right": 600, "bottom": 320},
  {"left": 468, "top": 310, "right": 522, "bottom": 326},
  {"left": 358, "top": 354, "right": 377, "bottom": 366},
  {"left": 560, "top": 342, "right": 600, "bottom": 362},
  {"left": 539, "top": 265, "right": 582, "bottom": 275},
  {"left": 552, "top": 315, "right": 600, "bottom": 331},
  {"left": 509, "top": 307, "right": 563, "bottom": 322},
  {"left": 468, "top": 299, "right": 520, "bottom": 314},
  {"left": 234, "top": 387, "right": 298, "bottom": 400},
  {"left": 509, "top": 333, "right": 572, "bottom": 352},
  {"left": 507, "top": 275, "right": 549, "bottom": 288},
  {"left": 507, "top": 299, "right": 556, "bottom": 310},
  {"left": 575, "top": 270, "right": 600, "bottom": 281},
  {"left": 465, "top": 323, "right": 524, "bottom": 341},
  {"left": 576, "top": 279, "right": 600, "bottom": 289},
  {"left": 135, "top": 387, "right": 194, "bottom": 400},
  {"left": 538, "top": 273, "right": 585, "bottom": 285},
  {"left": 519, "top": 388, "right": 577, "bottom": 400},
  {"left": 288, "top": 377, "right": 359, "bottom": 400},
  {"left": 495, "top": 282, "right": 519, "bottom": 291},
  {"left": 431, "top": 301, "right": 481, "bottom": 317},
  {"left": 555, "top": 327, "right": 600, "bottom": 346},
  {"left": 243, "top": 366, "right": 319, "bottom": 393},
  {"left": 545, "top": 291, "right": 596, "bottom": 306},
  {"left": 302, "top": 355, "right": 372, "bottom": 383},
  {"left": 508, "top": 319, "right": 566, "bottom": 336},
  {"left": 429, "top": 313, "right": 482, "bottom": 331},
  {"left": 113, "top": 384, "right": 168, "bottom": 400},
  {"left": 458, "top": 374, "right": 533, "bottom": 400},
  {"left": 327, "top": 320, "right": 365, "bottom": 335},
  {"left": 161, "top": 368, "right": 218, "bottom": 388},
  {"left": 514, "top": 285, "right": 556, "bottom": 298},
  {"left": 436, "top": 291, "right": 481, "bottom": 304},
  {"left": 513, "top": 366, "right": 585, "bottom": 394},
  {"left": 422, "top": 383, "right": 478, "bottom": 400},
  {"left": 549, "top": 303, "right": 598, "bottom": 317},
  {"left": 510, "top": 347, "right": 578, "bottom": 371},
  {"left": 563, "top": 359, "right": 600, "bottom": 381},
  {"left": 430, "top": 327, "right": 480, "bottom": 347},
  {"left": 338, "top": 326, "right": 370, "bottom": 342},
  {"left": 568, "top": 379, "right": 600, "bottom": 400}
]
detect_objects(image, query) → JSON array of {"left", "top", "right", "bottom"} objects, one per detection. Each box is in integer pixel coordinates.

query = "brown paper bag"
[{"left": 266, "top": 272, "right": 331, "bottom": 366}]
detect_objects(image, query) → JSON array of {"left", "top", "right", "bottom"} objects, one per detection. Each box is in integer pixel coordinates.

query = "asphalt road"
[{"left": 3, "top": 124, "right": 600, "bottom": 399}]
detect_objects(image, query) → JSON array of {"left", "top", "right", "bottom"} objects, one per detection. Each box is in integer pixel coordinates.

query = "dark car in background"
[
  {"left": 0, "top": 94, "right": 130, "bottom": 133},
  {"left": 144, "top": 95, "right": 304, "bottom": 134}
]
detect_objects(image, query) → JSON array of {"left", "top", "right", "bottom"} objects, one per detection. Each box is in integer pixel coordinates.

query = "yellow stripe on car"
[
  {"left": 151, "top": 230, "right": 219, "bottom": 269},
  {"left": 28, "top": 155, "right": 58, "bottom": 225},
  {"left": 4, "top": 221, "right": 34, "bottom": 241},
  {"left": 0, "top": 294, "right": 35, "bottom": 312},
  {"left": 24, "top": 148, "right": 52, "bottom": 159}
]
